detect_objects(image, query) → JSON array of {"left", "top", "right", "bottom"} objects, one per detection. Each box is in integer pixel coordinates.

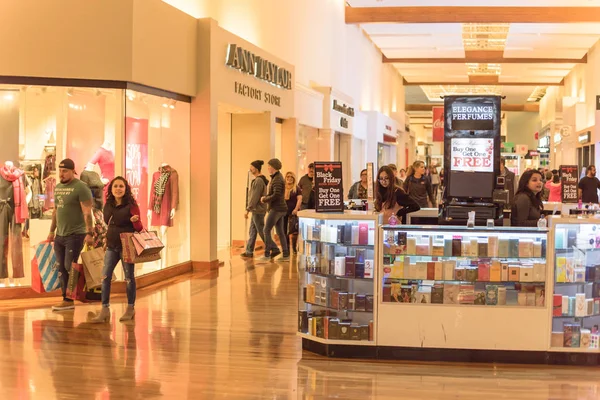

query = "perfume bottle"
[{"left": 388, "top": 214, "right": 399, "bottom": 226}]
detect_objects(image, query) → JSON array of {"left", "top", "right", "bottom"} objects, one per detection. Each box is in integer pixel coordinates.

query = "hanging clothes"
[
  {"left": 0, "top": 174, "right": 25, "bottom": 279},
  {"left": 28, "top": 175, "right": 42, "bottom": 219},
  {"left": 149, "top": 165, "right": 179, "bottom": 227},
  {"left": 43, "top": 154, "right": 56, "bottom": 180},
  {"left": 44, "top": 177, "right": 56, "bottom": 212}
]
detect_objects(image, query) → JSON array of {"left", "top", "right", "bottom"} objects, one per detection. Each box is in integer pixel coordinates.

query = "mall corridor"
[{"left": 0, "top": 252, "right": 597, "bottom": 399}]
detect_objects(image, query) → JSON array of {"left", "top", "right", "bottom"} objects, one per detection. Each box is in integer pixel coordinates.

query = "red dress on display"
[
  {"left": 149, "top": 165, "right": 179, "bottom": 227},
  {"left": 89, "top": 147, "right": 115, "bottom": 181}
]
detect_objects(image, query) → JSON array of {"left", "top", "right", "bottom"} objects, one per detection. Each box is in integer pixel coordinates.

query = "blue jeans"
[
  {"left": 246, "top": 213, "right": 266, "bottom": 254},
  {"left": 54, "top": 234, "right": 86, "bottom": 301},
  {"left": 101, "top": 248, "right": 136, "bottom": 307},
  {"left": 263, "top": 210, "right": 289, "bottom": 256}
]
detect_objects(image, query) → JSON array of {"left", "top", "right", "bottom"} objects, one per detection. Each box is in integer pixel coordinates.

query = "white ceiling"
[{"left": 348, "top": 2, "right": 600, "bottom": 103}]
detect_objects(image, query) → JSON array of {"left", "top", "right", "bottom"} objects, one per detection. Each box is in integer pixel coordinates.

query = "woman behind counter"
[
  {"left": 375, "top": 166, "right": 420, "bottom": 223},
  {"left": 511, "top": 169, "right": 545, "bottom": 227}
]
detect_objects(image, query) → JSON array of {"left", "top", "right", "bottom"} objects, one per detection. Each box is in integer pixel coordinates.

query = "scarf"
[
  {"left": 152, "top": 166, "right": 171, "bottom": 214},
  {"left": 0, "top": 166, "right": 28, "bottom": 224}
]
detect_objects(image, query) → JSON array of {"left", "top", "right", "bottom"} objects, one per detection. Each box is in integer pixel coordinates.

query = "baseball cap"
[{"left": 59, "top": 158, "right": 77, "bottom": 174}]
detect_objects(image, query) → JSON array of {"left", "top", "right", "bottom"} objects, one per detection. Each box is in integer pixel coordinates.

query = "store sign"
[
  {"left": 314, "top": 161, "right": 344, "bottom": 213},
  {"left": 432, "top": 106, "right": 444, "bottom": 142},
  {"left": 450, "top": 103, "right": 494, "bottom": 131},
  {"left": 450, "top": 138, "right": 494, "bottom": 172},
  {"left": 560, "top": 165, "right": 579, "bottom": 203},
  {"left": 226, "top": 44, "right": 292, "bottom": 90},
  {"left": 333, "top": 99, "right": 355, "bottom": 117},
  {"left": 539, "top": 136, "right": 550, "bottom": 148},
  {"left": 579, "top": 131, "right": 591, "bottom": 144},
  {"left": 537, "top": 147, "right": 550, "bottom": 153}
]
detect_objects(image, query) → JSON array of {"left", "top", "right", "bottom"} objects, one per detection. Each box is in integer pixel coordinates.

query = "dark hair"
[
  {"left": 308, "top": 163, "right": 315, "bottom": 169},
  {"left": 588, "top": 165, "right": 596, "bottom": 171},
  {"left": 360, "top": 169, "right": 367, "bottom": 175},
  {"left": 545, "top": 171, "right": 553, "bottom": 181},
  {"left": 500, "top": 157, "right": 506, "bottom": 166},
  {"left": 106, "top": 176, "right": 138, "bottom": 207},
  {"left": 375, "top": 166, "right": 403, "bottom": 211},
  {"left": 552, "top": 173, "right": 560, "bottom": 184},
  {"left": 516, "top": 170, "right": 543, "bottom": 211}
]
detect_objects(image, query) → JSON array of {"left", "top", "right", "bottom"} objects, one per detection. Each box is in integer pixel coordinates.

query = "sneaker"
[
  {"left": 52, "top": 300, "right": 75, "bottom": 312},
  {"left": 270, "top": 250, "right": 281, "bottom": 259},
  {"left": 240, "top": 252, "right": 254, "bottom": 258}
]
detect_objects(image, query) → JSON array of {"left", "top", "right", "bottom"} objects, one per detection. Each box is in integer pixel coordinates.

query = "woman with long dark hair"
[
  {"left": 511, "top": 169, "right": 545, "bottom": 227},
  {"left": 91, "top": 176, "right": 143, "bottom": 323},
  {"left": 375, "top": 166, "right": 420, "bottom": 223}
]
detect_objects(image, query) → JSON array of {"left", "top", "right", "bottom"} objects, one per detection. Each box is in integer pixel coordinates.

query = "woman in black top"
[
  {"left": 511, "top": 169, "right": 545, "bottom": 227},
  {"left": 91, "top": 176, "right": 143, "bottom": 323},
  {"left": 375, "top": 166, "right": 420, "bottom": 223}
]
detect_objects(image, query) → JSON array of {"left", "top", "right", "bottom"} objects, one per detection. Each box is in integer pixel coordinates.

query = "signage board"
[
  {"left": 449, "top": 103, "right": 494, "bottom": 131},
  {"left": 226, "top": 44, "right": 292, "bottom": 90},
  {"left": 450, "top": 138, "right": 494, "bottom": 172},
  {"left": 578, "top": 131, "right": 591, "bottom": 145},
  {"left": 432, "top": 106, "right": 444, "bottom": 142},
  {"left": 560, "top": 165, "right": 579, "bottom": 203},
  {"left": 314, "top": 161, "right": 344, "bottom": 213}
]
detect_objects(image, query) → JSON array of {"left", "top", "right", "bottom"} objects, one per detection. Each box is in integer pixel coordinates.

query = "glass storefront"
[{"left": 0, "top": 83, "right": 190, "bottom": 290}]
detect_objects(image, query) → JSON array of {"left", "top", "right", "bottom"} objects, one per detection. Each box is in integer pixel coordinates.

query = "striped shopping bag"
[{"left": 34, "top": 241, "right": 60, "bottom": 293}]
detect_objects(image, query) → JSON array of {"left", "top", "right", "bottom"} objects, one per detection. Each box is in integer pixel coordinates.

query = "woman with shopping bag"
[{"left": 90, "top": 177, "right": 143, "bottom": 323}]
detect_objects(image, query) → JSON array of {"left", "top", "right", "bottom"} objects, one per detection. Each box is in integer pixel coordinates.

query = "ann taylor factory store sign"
[{"left": 226, "top": 44, "right": 292, "bottom": 107}]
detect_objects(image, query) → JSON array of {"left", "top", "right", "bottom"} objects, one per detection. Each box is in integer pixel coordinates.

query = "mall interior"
[{"left": 3, "top": 0, "right": 600, "bottom": 398}]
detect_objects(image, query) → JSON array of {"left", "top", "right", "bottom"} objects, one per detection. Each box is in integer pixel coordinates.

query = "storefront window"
[
  {"left": 125, "top": 90, "right": 190, "bottom": 276},
  {"left": 0, "top": 85, "right": 122, "bottom": 288}
]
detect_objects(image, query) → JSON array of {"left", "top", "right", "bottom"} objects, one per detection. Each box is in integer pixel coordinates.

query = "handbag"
[
  {"left": 81, "top": 245, "right": 106, "bottom": 289},
  {"left": 121, "top": 232, "right": 161, "bottom": 263},
  {"left": 288, "top": 214, "right": 299, "bottom": 235},
  {"left": 132, "top": 230, "right": 164, "bottom": 256}
]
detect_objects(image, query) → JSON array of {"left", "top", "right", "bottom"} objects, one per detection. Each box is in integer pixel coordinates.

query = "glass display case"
[
  {"left": 550, "top": 219, "right": 600, "bottom": 352},
  {"left": 297, "top": 210, "right": 380, "bottom": 348}
]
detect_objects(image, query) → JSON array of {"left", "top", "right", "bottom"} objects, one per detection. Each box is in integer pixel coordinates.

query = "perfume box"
[
  {"left": 336, "top": 225, "right": 345, "bottom": 244},
  {"left": 595, "top": 298, "right": 600, "bottom": 315},
  {"left": 391, "top": 260, "right": 404, "bottom": 279},
  {"left": 478, "top": 242, "right": 488, "bottom": 258},
  {"left": 518, "top": 240, "right": 533, "bottom": 258},
  {"left": 350, "top": 326, "right": 361, "bottom": 341},
  {"left": 455, "top": 267, "right": 466, "bottom": 281},
  {"left": 397, "top": 232, "right": 407, "bottom": 254},
  {"left": 551, "top": 332, "right": 564, "bottom": 347},
  {"left": 555, "top": 257, "right": 567, "bottom": 283},
  {"left": 593, "top": 283, "right": 600, "bottom": 298},
  {"left": 434, "top": 262, "right": 443, "bottom": 280},
  {"left": 587, "top": 299, "right": 594, "bottom": 316},
  {"left": 334, "top": 257, "right": 345, "bottom": 276},
  {"left": 339, "top": 323, "right": 351, "bottom": 340},
  {"left": 345, "top": 256, "right": 356, "bottom": 278},
  {"left": 427, "top": 262, "right": 436, "bottom": 280},
  {"left": 312, "top": 225, "right": 321, "bottom": 241},
  {"left": 508, "top": 266, "right": 520, "bottom": 282},
  {"left": 535, "top": 286, "right": 545, "bottom": 307},
  {"left": 444, "top": 239, "right": 453, "bottom": 256},
  {"left": 452, "top": 238, "right": 462, "bottom": 256},
  {"left": 478, "top": 263, "right": 490, "bottom": 282},
  {"left": 432, "top": 245, "right": 444, "bottom": 256},
  {"left": 575, "top": 293, "right": 587, "bottom": 317},
  {"left": 465, "top": 268, "right": 478, "bottom": 282},
  {"left": 520, "top": 266, "right": 533, "bottom": 282},
  {"left": 407, "top": 237, "right": 417, "bottom": 254},
  {"left": 366, "top": 295, "right": 374, "bottom": 312},
  {"left": 506, "top": 289, "right": 518, "bottom": 305},
  {"left": 490, "top": 261, "right": 501, "bottom": 282},
  {"left": 488, "top": 236, "right": 499, "bottom": 257},
  {"left": 469, "top": 238, "right": 478, "bottom": 257},
  {"left": 431, "top": 284, "right": 444, "bottom": 304},
  {"left": 355, "top": 294, "right": 366, "bottom": 311},
  {"left": 339, "top": 292, "right": 349, "bottom": 309},
  {"left": 575, "top": 268, "right": 586, "bottom": 283},
  {"left": 485, "top": 285, "right": 498, "bottom": 305},
  {"left": 498, "top": 238, "right": 509, "bottom": 258},
  {"left": 501, "top": 263, "right": 509, "bottom": 281},
  {"left": 360, "top": 325, "right": 369, "bottom": 341},
  {"left": 358, "top": 223, "right": 369, "bottom": 245},
  {"left": 569, "top": 297, "right": 576, "bottom": 316},
  {"left": 347, "top": 293, "right": 356, "bottom": 310},
  {"left": 443, "top": 261, "right": 456, "bottom": 280},
  {"left": 581, "top": 329, "right": 591, "bottom": 348},
  {"left": 533, "top": 263, "right": 546, "bottom": 282},
  {"left": 391, "top": 283, "right": 402, "bottom": 302},
  {"left": 330, "top": 289, "right": 340, "bottom": 309},
  {"left": 368, "top": 227, "right": 375, "bottom": 246},
  {"left": 382, "top": 284, "right": 391, "bottom": 302},
  {"left": 364, "top": 259, "right": 374, "bottom": 279},
  {"left": 458, "top": 284, "right": 475, "bottom": 304},
  {"left": 592, "top": 334, "right": 600, "bottom": 349},
  {"left": 315, "top": 317, "right": 324, "bottom": 338},
  {"left": 517, "top": 292, "right": 527, "bottom": 306},
  {"left": 416, "top": 289, "right": 431, "bottom": 304},
  {"left": 298, "top": 310, "right": 309, "bottom": 333},
  {"left": 533, "top": 241, "right": 542, "bottom": 258},
  {"left": 343, "top": 223, "right": 353, "bottom": 245},
  {"left": 498, "top": 286, "right": 507, "bottom": 305},
  {"left": 461, "top": 240, "right": 471, "bottom": 257},
  {"left": 328, "top": 318, "right": 340, "bottom": 340},
  {"left": 351, "top": 225, "right": 360, "bottom": 245},
  {"left": 474, "top": 290, "right": 486, "bottom": 305},
  {"left": 586, "top": 266, "right": 597, "bottom": 282},
  {"left": 400, "top": 286, "right": 413, "bottom": 303},
  {"left": 416, "top": 262, "right": 428, "bottom": 280},
  {"left": 508, "top": 239, "right": 519, "bottom": 258},
  {"left": 562, "top": 295, "right": 570, "bottom": 316},
  {"left": 416, "top": 244, "right": 430, "bottom": 256},
  {"left": 526, "top": 293, "right": 535, "bottom": 307},
  {"left": 443, "top": 283, "right": 459, "bottom": 304}
]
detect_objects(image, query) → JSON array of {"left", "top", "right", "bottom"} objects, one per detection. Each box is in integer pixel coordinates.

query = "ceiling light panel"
[
  {"left": 421, "top": 85, "right": 502, "bottom": 101},
  {"left": 462, "top": 23, "right": 509, "bottom": 51}
]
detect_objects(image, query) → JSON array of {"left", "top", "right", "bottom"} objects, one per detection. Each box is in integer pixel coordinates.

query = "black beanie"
[
  {"left": 251, "top": 160, "right": 264, "bottom": 172},
  {"left": 268, "top": 158, "right": 282, "bottom": 170}
]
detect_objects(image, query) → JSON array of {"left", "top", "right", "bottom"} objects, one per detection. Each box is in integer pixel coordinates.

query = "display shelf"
[
  {"left": 304, "top": 301, "right": 373, "bottom": 313},
  {"left": 304, "top": 271, "right": 373, "bottom": 281},
  {"left": 383, "top": 279, "right": 545, "bottom": 285},
  {"left": 383, "top": 255, "right": 546, "bottom": 261},
  {"left": 296, "top": 332, "right": 376, "bottom": 346},
  {"left": 555, "top": 282, "right": 595, "bottom": 286},
  {"left": 548, "top": 347, "right": 600, "bottom": 353},
  {"left": 553, "top": 314, "right": 600, "bottom": 319},
  {"left": 380, "top": 302, "right": 544, "bottom": 308},
  {"left": 304, "top": 240, "right": 375, "bottom": 248}
]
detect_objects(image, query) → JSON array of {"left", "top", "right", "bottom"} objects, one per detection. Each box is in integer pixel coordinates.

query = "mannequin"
[
  {"left": 147, "top": 163, "right": 179, "bottom": 267},
  {"left": 0, "top": 160, "right": 28, "bottom": 286},
  {"left": 88, "top": 140, "right": 115, "bottom": 184}
]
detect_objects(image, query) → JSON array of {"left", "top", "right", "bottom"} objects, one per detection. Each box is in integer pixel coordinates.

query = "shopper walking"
[
  {"left": 283, "top": 171, "right": 302, "bottom": 254},
  {"left": 398, "top": 169, "right": 407, "bottom": 185},
  {"left": 375, "top": 166, "right": 420, "bottom": 223},
  {"left": 48, "top": 159, "right": 94, "bottom": 311},
  {"left": 348, "top": 169, "right": 369, "bottom": 200},
  {"left": 545, "top": 171, "right": 562, "bottom": 202},
  {"left": 387, "top": 164, "right": 403, "bottom": 187},
  {"left": 260, "top": 159, "right": 289, "bottom": 261},
  {"left": 499, "top": 157, "right": 516, "bottom": 205},
  {"left": 403, "top": 161, "right": 436, "bottom": 208},
  {"left": 430, "top": 166, "right": 441, "bottom": 203},
  {"left": 91, "top": 177, "right": 142, "bottom": 323},
  {"left": 511, "top": 169, "right": 544, "bottom": 227},
  {"left": 298, "top": 163, "right": 314, "bottom": 210},
  {"left": 578, "top": 165, "right": 600, "bottom": 204},
  {"left": 241, "top": 160, "right": 268, "bottom": 258}
]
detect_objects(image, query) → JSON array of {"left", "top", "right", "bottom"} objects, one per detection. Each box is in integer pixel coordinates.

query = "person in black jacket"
[
  {"left": 260, "top": 158, "right": 289, "bottom": 261},
  {"left": 511, "top": 169, "right": 544, "bottom": 227},
  {"left": 403, "top": 160, "right": 436, "bottom": 208},
  {"left": 375, "top": 166, "right": 420, "bottom": 223}
]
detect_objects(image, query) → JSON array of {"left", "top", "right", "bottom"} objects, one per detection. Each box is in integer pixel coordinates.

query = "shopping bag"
[
  {"left": 31, "top": 257, "right": 45, "bottom": 294},
  {"left": 121, "top": 233, "right": 161, "bottom": 264},
  {"left": 33, "top": 241, "right": 60, "bottom": 293},
  {"left": 81, "top": 246, "right": 105, "bottom": 289},
  {"left": 132, "top": 230, "right": 164, "bottom": 256},
  {"left": 66, "top": 262, "right": 86, "bottom": 301}
]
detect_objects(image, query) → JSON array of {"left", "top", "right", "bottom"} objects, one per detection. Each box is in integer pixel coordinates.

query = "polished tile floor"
[{"left": 1, "top": 251, "right": 599, "bottom": 399}]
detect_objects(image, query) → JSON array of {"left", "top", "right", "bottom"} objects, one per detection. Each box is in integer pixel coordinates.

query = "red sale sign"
[
  {"left": 450, "top": 138, "right": 494, "bottom": 172},
  {"left": 432, "top": 106, "right": 444, "bottom": 142}
]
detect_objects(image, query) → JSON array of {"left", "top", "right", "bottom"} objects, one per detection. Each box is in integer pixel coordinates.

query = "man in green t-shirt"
[{"left": 48, "top": 159, "right": 94, "bottom": 311}]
